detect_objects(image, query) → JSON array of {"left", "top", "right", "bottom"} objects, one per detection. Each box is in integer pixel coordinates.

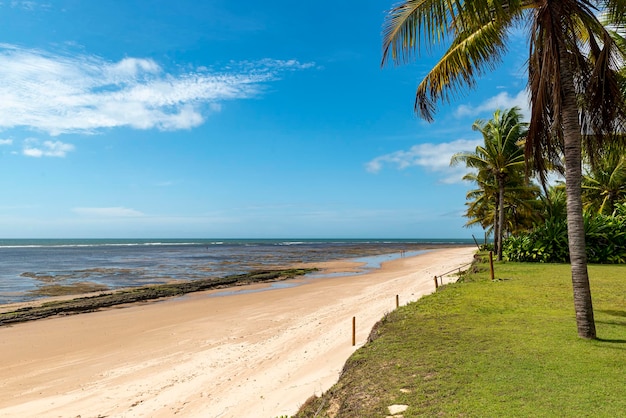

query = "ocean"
[{"left": 0, "top": 238, "right": 473, "bottom": 304}]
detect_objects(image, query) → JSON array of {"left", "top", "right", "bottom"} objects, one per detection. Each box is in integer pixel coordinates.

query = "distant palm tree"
[
  {"left": 542, "top": 184, "right": 568, "bottom": 221},
  {"left": 503, "top": 182, "right": 542, "bottom": 234},
  {"left": 451, "top": 108, "right": 528, "bottom": 260},
  {"left": 382, "top": 0, "right": 626, "bottom": 339},
  {"left": 462, "top": 168, "right": 540, "bottom": 251},
  {"left": 582, "top": 143, "right": 626, "bottom": 214},
  {"left": 463, "top": 172, "right": 498, "bottom": 234}
]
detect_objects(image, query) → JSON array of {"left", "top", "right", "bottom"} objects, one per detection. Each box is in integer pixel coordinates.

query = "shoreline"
[
  {"left": 0, "top": 269, "right": 316, "bottom": 326},
  {"left": 0, "top": 246, "right": 476, "bottom": 417},
  {"left": 1, "top": 241, "right": 470, "bottom": 306},
  {"left": 0, "top": 247, "right": 452, "bottom": 321}
]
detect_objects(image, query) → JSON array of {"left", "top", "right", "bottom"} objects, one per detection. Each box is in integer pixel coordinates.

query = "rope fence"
[
  {"left": 433, "top": 261, "right": 474, "bottom": 288},
  {"left": 351, "top": 259, "right": 476, "bottom": 346}
]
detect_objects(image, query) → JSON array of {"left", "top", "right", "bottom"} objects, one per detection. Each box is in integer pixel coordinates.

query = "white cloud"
[
  {"left": 0, "top": 44, "right": 314, "bottom": 135},
  {"left": 8, "top": 1, "right": 40, "bottom": 10},
  {"left": 106, "top": 57, "right": 161, "bottom": 79},
  {"left": 366, "top": 138, "right": 482, "bottom": 184},
  {"left": 0, "top": 138, "right": 12, "bottom": 145},
  {"left": 455, "top": 90, "right": 530, "bottom": 119},
  {"left": 231, "top": 58, "right": 317, "bottom": 72},
  {"left": 72, "top": 207, "right": 145, "bottom": 217},
  {"left": 23, "top": 139, "right": 74, "bottom": 157}
]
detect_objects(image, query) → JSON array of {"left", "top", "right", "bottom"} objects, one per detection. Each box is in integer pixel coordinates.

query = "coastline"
[
  {"left": 0, "top": 239, "right": 472, "bottom": 306},
  {"left": 0, "top": 246, "right": 476, "bottom": 417},
  {"left": 0, "top": 269, "right": 316, "bottom": 325}
]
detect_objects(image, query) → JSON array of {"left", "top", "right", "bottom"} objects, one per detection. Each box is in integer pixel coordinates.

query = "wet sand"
[{"left": 0, "top": 246, "right": 475, "bottom": 418}]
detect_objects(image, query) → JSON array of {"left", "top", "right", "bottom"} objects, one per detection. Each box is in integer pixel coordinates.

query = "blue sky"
[{"left": 0, "top": 0, "right": 531, "bottom": 239}]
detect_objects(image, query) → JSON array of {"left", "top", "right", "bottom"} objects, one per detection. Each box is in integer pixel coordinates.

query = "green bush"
[
  {"left": 585, "top": 209, "right": 626, "bottom": 263},
  {"left": 503, "top": 204, "right": 626, "bottom": 264},
  {"left": 503, "top": 216, "right": 568, "bottom": 262}
]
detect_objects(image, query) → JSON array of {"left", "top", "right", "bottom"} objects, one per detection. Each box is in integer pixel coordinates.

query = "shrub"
[{"left": 503, "top": 207, "right": 626, "bottom": 264}]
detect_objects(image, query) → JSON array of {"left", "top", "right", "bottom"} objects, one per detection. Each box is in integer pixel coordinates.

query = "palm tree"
[
  {"left": 451, "top": 107, "right": 528, "bottom": 260},
  {"left": 382, "top": 0, "right": 626, "bottom": 339},
  {"left": 542, "top": 183, "right": 568, "bottom": 221},
  {"left": 462, "top": 168, "right": 540, "bottom": 252},
  {"left": 462, "top": 172, "right": 499, "bottom": 243},
  {"left": 463, "top": 172, "right": 498, "bottom": 228},
  {"left": 502, "top": 182, "right": 542, "bottom": 234},
  {"left": 582, "top": 143, "right": 626, "bottom": 214}
]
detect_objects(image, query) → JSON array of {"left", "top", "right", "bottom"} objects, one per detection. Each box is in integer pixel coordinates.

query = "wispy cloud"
[
  {"left": 4, "top": 1, "right": 46, "bottom": 11},
  {"left": 455, "top": 90, "right": 530, "bottom": 119},
  {"left": 0, "top": 204, "right": 36, "bottom": 210},
  {"left": 72, "top": 207, "right": 145, "bottom": 217},
  {"left": 23, "top": 139, "right": 74, "bottom": 157},
  {"left": 0, "top": 44, "right": 314, "bottom": 135},
  {"left": 0, "top": 138, "right": 12, "bottom": 145},
  {"left": 365, "top": 138, "right": 482, "bottom": 184}
]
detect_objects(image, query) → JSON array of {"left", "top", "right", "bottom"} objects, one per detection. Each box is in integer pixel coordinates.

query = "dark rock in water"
[
  {"left": 29, "top": 282, "right": 110, "bottom": 296},
  {"left": 0, "top": 268, "right": 315, "bottom": 326}
]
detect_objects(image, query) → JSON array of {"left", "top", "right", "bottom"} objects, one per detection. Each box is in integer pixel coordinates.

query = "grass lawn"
[{"left": 295, "top": 255, "right": 626, "bottom": 417}]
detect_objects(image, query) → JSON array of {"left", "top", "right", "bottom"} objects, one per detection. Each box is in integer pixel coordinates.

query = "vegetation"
[
  {"left": 382, "top": 0, "right": 626, "bottom": 339},
  {"left": 295, "top": 256, "right": 626, "bottom": 417},
  {"left": 504, "top": 203, "right": 626, "bottom": 264},
  {"left": 451, "top": 107, "right": 538, "bottom": 261},
  {"left": 582, "top": 142, "right": 626, "bottom": 215}
]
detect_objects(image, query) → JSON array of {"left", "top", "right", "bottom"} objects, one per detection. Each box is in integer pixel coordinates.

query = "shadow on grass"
[
  {"left": 596, "top": 337, "right": 626, "bottom": 344},
  {"left": 596, "top": 310, "right": 626, "bottom": 333},
  {"left": 596, "top": 319, "right": 626, "bottom": 328},
  {"left": 597, "top": 309, "right": 626, "bottom": 318},
  {"left": 594, "top": 311, "right": 626, "bottom": 346}
]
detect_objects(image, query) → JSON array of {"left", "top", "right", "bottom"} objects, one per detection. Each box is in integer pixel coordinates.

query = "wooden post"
[
  {"left": 471, "top": 234, "right": 481, "bottom": 250},
  {"left": 352, "top": 316, "right": 356, "bottom": 346},
  {"left": 396, "top": 294, "right": 399, "bottom": 308},
  {"left": 434, "top": 275, "right": 439, "bottom": 289},
  {"left": 489, "top": 251, "right": 495, "bottom": 281}
]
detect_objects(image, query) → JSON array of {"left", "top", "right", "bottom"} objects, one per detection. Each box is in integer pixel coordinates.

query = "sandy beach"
[{"left": 0, "top": 246, "right": 475, "bottom": 418}]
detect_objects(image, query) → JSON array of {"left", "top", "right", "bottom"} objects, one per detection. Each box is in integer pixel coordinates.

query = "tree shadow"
[
  {"left": 596, "top": 310, "right": 626, "bottom": 329},
  {"left": 595, "top": 311, "right": 626, "bottom": 345},
  {"left": 596, "top": 337, "right": 626, "bottom": 344},
  {"left": 597, "top": 310, "right": 626, "bottom": 319}
]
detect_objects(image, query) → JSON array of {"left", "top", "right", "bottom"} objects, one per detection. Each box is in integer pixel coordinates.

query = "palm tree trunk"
[
  {"left": 560, "top": 50, "right": 597, "bottom": 339},
  {"left": 497, "top": 178, "right": 505, "bottom": 261},
  {"left": 493, "top": 197, "right": 499, "bottom": 256}
]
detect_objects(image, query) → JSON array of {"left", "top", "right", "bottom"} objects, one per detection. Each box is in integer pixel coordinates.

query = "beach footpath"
[{"left": 0, "top": 246, "right": 475, "bottom": 418}]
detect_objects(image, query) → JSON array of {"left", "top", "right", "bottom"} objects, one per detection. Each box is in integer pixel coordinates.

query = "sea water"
[{"left": 0, "top": 238, "right": 472, "bottom": 304}]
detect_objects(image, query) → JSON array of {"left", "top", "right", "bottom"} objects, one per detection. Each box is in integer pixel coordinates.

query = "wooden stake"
[
  {"left": 489, "top": 251, "right": 495, "bottom": 281},
  {"left": 396, "top": 294, "right": 399, "bottom": 308},
  {"left": 352, "top": 316, "right": 356, "bottom": 346},
  {"left": 434, "top": 275, "right": 439, "bottom": 289},
  {"left": 471, "top": 234, "right": 481, "bottom": 250}
]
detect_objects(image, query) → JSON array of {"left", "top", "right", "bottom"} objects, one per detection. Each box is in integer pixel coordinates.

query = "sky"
[{"left": 0, "top": 0, "right": 532, "bottom": 239}]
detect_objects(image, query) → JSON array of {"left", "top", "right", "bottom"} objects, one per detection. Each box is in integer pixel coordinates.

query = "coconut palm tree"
[
  {"left": 462, "top": 172, "right": 499, "bottom": 244},
  {"left": 462, "top": 168, "right": 540, "bottom": 253},
  {"left": 451, "top": 107, "right": 528, "bottom": 260},
  {"left": 503, "top": 182, "right": 543, "bottom": 234},
  {"left": 382, "top": 0, "right": 626, "bottom": 339},
  {"left": 582, "top": 143, "right": 626, "bottom": 214}
]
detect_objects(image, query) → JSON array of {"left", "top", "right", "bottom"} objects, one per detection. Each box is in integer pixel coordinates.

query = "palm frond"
[
  {"left": 581, "top": 30, "right": 626, "bottom": 151},
  {"left": 415, "top": 19, "right": 510, "bottom": 120},
  {"left": 603, "top": 0, "right": 626, "bottom": 27},
  {"left": 381, "top": 0, "right": 462, "bottom": 66},
  {"left": 527, "top": 0, "right": 626, "bottom": 184}
]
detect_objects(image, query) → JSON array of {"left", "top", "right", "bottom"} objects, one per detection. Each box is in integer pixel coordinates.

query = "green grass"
[{"left": 295, "top": 256, "right": 626, "bottom": 417}]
